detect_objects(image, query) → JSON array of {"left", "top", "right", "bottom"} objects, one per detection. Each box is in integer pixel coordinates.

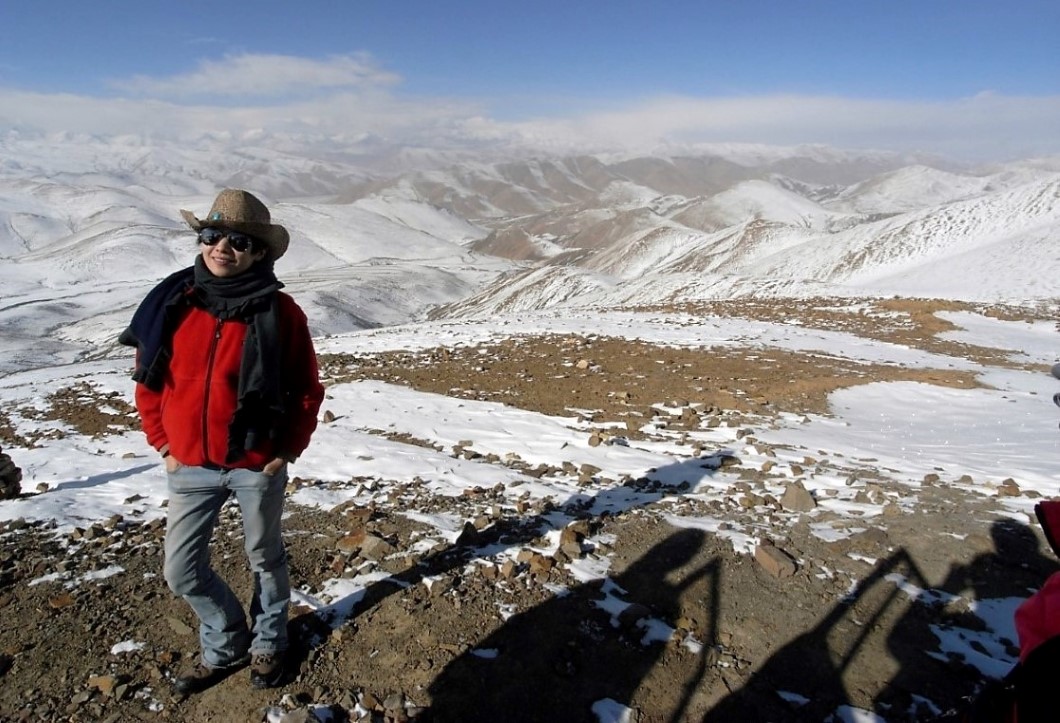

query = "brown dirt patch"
[{"left": 320, "top": 334, "right": 981, "bottom": 424}]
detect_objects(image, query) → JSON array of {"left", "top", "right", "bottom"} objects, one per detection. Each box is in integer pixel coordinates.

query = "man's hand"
[
  {"left": 163, "top": 455, "right": 182, "bottom": 474},
  {"left": 263, "top": 457, "right": 289, "bottom": 476}
]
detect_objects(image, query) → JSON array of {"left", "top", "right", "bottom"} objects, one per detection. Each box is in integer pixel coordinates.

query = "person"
[{"left": 119, "top": 189, "right": 324, "bottom": 693}]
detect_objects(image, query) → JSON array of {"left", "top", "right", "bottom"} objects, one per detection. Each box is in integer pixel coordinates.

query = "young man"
[{"left": 120, "top": 189, "right": 324, "bottom": 693}]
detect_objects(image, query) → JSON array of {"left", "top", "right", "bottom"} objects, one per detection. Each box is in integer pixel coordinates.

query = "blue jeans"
[{"left": 163, "top": 463, "right": 290, "bottom": 668}]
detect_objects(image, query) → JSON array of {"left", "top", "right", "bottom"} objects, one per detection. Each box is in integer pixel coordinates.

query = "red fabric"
[
  {"left": 1015, "top": 571, "right": 1060, "bottom": 663},
  {"left": 135, "top": 293, "right": 323, "bottom": 469},
  {"left": 1035, "top": 501, "right": 1060, "bottom": 558}
]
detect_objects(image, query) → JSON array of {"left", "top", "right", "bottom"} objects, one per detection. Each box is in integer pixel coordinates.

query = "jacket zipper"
[{"left": 202, "top": 318, "right": 223, "bottom": 463}]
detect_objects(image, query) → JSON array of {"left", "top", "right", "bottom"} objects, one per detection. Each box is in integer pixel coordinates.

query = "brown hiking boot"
[
  {"left": 173, "top": 657, "right": 247, "bottom": 695},
  {"left": 250, "top": 651, "right": 285, "bottom": 689}
]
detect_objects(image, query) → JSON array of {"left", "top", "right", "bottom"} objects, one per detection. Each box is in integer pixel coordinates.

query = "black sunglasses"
[{"left": 198, "top": 227, "right": 261, "bottom": 254}]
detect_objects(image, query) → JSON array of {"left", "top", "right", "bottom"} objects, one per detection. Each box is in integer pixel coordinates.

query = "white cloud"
[
  {"left": 2, "top": 53, "right": 1059, "bottom": 162},
  {"left": 109, "top": 53, "right": 401, "bottom": 99},
  {"left": 502, "top": 94, "right": 1060, "bottom": 161}
]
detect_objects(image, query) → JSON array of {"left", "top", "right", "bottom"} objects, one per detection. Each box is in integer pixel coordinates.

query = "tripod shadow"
[
  {"left": 702, "top": 548, "right": 931, "bottom": 722},
  {"left": 426, "top": 527, "right": 720, "bottom": 723}
]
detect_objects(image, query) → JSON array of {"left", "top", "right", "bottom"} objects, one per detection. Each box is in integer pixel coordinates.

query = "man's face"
[{"left": 198, "top": 230, "right": 266, "bottom": 277}]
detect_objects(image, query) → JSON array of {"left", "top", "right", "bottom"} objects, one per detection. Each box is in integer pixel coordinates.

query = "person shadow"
[
  {"left": 696, "top": 520, "right": 1059, "bottom": 722},
  {"left": 881, "top": 517, "right": 1060, "bottom": 721},
  {"left": 424, "top": 527, "right": 719, "bottom": 723}
]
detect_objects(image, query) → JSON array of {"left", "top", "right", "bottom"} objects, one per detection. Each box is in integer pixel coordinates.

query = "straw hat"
[{"left": 180, "top": 189, "right": 290, "bottom": 259}]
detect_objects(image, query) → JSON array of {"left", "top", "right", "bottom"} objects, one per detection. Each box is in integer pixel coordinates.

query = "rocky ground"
[{"left": 0, "top": 298, "right": 1057, "bottom": 723}]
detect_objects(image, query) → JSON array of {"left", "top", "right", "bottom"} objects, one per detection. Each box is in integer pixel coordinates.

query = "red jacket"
[
  {"left": 1015, "top": 501, "right": 1060, "bottom": 662},
  {"left": 135, "top": 292, "right": 324, "bottom": 470}
]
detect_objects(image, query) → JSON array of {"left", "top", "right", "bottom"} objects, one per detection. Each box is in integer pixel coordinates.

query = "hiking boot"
[
  {"left": 172, "top": 657, "right": 247, "bottom": 695},
  {"left": 250, "top": 652, "right": 285, "bottom": 689}
]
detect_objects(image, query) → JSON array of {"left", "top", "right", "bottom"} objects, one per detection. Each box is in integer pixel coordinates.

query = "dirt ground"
[{"left": 0, "top": 297, "right": 1057, "bottom": 722}]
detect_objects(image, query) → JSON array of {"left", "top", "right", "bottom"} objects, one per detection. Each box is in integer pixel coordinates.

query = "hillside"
[{"left": 1, "top": 299, "right": 1059, "bottom": 721}]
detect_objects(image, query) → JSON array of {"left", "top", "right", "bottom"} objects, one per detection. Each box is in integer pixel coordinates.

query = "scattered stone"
[
  {"left": 360, "top": 533, "right": 398, "bottom": 561},
  {"left": 997, "top": 478, "right": 1021, "bottom": 497},
  {"left": 87, "top": 674, "right": 117, "bottom": 696},
  {"left": 166, "top": 616, "right": 194, "bottom": 636},
  {"left": 48, "top": 593, "right": 75, "bottom": 610},
  {"left": 755, "top": 543, "right": 798, "bottom": 578},
  {"left": 454, "top": 522, "right": 481, "bottom": 547},
  {"left": 780, "top": 482, "right": 816, "bottom": 512},
  {"left": 500, "top": 560, "right": 519, "bottom": 579},
  {"left": 336, "top": 529, "right": 367, "bottom": 554},
  {"left": 617, "top": 602, "right": 652, "bottom": 629}
]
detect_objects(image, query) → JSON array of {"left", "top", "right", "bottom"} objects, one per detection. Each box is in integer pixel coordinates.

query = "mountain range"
[{"left": 0, "top": 132, "right": 1057, "bottom": 375}]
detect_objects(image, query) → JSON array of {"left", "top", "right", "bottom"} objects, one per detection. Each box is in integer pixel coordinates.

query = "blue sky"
[{"left": 1, "top": 1, "right": 1058, "bottom": 160}]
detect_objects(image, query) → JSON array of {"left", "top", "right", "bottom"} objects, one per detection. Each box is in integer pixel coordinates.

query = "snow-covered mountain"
[
  {"left": 1, "top": 132, "right": 1057, "bottom": 375},
  {"left": 431, "top": 156, "right": 1059, "bottom": 315}
]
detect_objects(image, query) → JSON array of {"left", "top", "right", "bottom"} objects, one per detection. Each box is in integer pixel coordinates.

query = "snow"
[
  {"left": 1, "top": 136, "right": 1059, "bottom": 719},
  {"left": 1, "top": 306, "right": 1057, "bottom": 720}
]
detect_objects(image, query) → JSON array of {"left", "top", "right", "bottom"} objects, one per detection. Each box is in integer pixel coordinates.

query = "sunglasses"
[{"left": 198, "top": 227, "right": 261, "bottom": 254}]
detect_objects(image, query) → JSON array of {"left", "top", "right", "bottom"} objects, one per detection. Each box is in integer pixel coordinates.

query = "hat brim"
[{"left": 180, "top": 209, "right": 290, "bottom": 259}]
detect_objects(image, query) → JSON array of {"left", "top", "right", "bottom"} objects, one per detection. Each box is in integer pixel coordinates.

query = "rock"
[
  {"left": 87, "top": 674, "right": 117, "bottom": 696},
  {"left": 166, "top": 616, "right": 194, "bottom": 636},
  {"left": 360, "top": 533, "right": 397, "bottom": 561},
  {"left": 997, "top": 478, "right": 1021, "bottom": 497},
  {"left": 336, "top": 529, "right": 366, "bottom": 554},
  {"left": 528, "top": 554, "right": 554, "bottom": 578},
  {"left": 882, "top": 503, "right": 903, "bottom": 517},
  {"left": 454, "top": 522, "right": 481, "bottom": 547},
  {"left": 360, "top": 691, "right": 383, "bottom": 712},
  {"left": 780, "top": 482, "right": 816, "bottom": 512},
  {"left": 48, "top": 593, "right": 76, "bottom": 609},
  {"left": 617, "top": 602, "right": 652, "bottom": 629},
  {"left": 847, "top": 523, "right": 890, "bottom": 551},
  {"left": 755, "top": 543, "right": 797, "bottom": 578}
]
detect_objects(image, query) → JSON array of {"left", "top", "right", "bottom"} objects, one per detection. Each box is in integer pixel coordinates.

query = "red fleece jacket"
[
  {"left": 1015, "top": 501, "right": 1060, "bottom": 662},
  {"left": 135, "top": 293, "right": 324, "bottom": 469}
]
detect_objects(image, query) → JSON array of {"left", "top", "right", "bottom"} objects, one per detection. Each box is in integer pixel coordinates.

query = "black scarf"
[{"left": 120, "top": 256, "right": 286, "bottom": 463}]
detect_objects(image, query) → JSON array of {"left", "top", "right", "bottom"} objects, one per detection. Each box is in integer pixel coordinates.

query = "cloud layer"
[
  {"left": 2, "top": 54, "right": 1058, "bottom": 163},
  {"left": 109, "top": 53, "right": 401, "bottom": 99}
]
